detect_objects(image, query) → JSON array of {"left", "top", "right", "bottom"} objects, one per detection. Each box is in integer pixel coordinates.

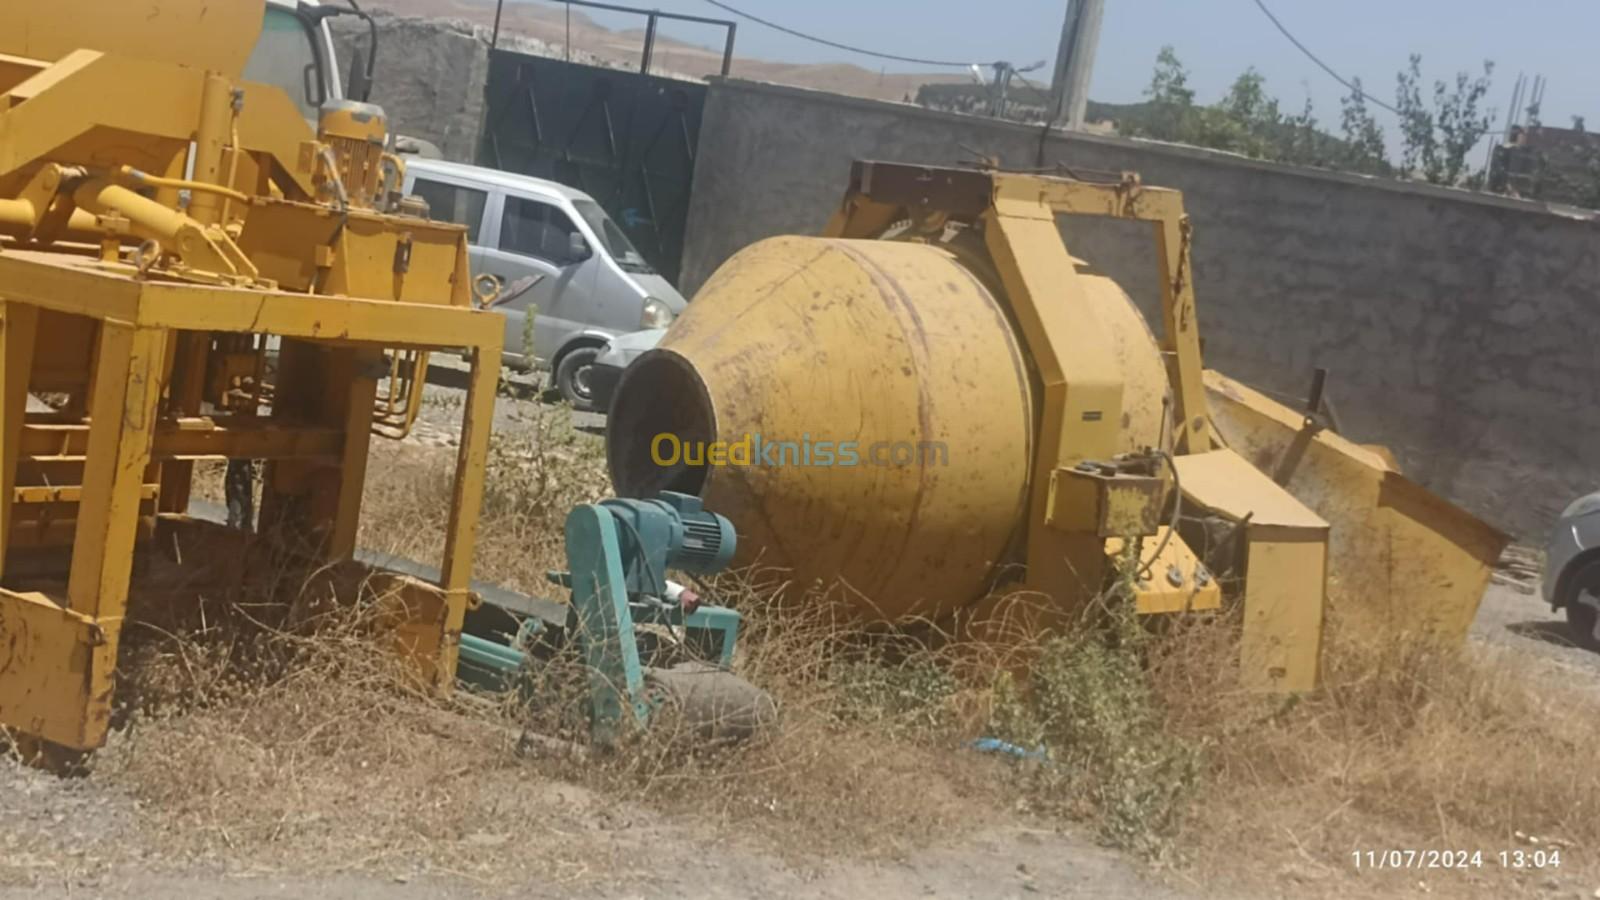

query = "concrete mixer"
[{"left": 607, "top": 161, "right": 1506, "bottom": 692}]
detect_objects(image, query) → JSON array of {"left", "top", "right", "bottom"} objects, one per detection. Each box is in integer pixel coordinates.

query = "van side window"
[
  {"left": 412, "top": 178, "right": 486, "bottom": 243},
  {"left": 500, "top": 196, "right": 580, "bottom": 265}
]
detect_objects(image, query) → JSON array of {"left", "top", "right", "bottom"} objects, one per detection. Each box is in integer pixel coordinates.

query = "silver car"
[
  {"left": 402, "top": 159, "right": 686, "bottom": 409},
  {"left": 1543, "top": 491, "right": 1600, "bottom": 649},
  {"left": 588, "top": 328, "right": 666, "bottom": 414}
]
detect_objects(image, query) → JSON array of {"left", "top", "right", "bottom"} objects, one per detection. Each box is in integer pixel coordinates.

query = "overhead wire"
[
  {"left": 1247, "top": 0, "right": 1401, "bottom": 115},
  {"left": 698, "top": 0, "right": 983, "bottom": 68}
]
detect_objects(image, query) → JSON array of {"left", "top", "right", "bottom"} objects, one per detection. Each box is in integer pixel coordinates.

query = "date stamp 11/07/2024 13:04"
[{"left": 1351, "top": 848, "right": 1564, "bottom": 871}]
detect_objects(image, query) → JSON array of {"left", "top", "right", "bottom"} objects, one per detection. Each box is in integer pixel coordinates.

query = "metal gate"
[{"left": 478, "top": 50, "right": 706, "bottom": 285}]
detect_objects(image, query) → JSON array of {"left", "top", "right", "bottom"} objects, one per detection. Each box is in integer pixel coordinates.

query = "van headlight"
[{"left": 640, "top": 297, "right": 675, "bottom": 329}]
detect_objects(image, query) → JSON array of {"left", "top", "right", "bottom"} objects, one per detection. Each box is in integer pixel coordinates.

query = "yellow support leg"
[
  {"left": 64, "top": 322, "right": 167, "bottom": 747},
  {"left": 982, "top": 197, "right": 1124, "bottom": 613},
  {"left": 326, "top": 348, "right": 380, "bottom": 559},
  {"left": 436, "top": 347, "right": 497, "bottom": 687}
]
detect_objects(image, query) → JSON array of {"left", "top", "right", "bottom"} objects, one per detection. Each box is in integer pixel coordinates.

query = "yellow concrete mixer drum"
[{"left": 608, "top": 233, "right": 1172, "bottom": 623}]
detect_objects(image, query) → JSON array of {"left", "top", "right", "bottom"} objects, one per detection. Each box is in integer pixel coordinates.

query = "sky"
[{"left": 557, "top": 0, "right": 1599, "bottom": 145}]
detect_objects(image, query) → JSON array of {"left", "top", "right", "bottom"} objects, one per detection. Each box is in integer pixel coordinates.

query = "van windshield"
[{"left": 572, "top": 199, "right": 654, "bottom": 274}]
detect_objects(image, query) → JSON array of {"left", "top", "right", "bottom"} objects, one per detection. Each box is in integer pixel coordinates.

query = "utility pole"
[
  {"left": 1048, "top": 0, "right": 1104, "bottom": 130},
  {"left": 988, "top": 63, "right": 1016, "bottom": 118}
]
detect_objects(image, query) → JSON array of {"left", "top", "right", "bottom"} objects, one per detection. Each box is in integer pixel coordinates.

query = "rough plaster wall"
[
  {"left": 680, "top": 79, "right": 1600, "bottom": 537},
  {"left": 332, "top": 15, "right": 488, "bottom": 162}
]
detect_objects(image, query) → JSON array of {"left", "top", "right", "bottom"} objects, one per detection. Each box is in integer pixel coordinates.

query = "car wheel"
[
  {"left": 556, "top": 346, "right": 601, "bottom": 412},
  {"left": 1563, "top": 559, "right": 1600, "bottom": 650}
]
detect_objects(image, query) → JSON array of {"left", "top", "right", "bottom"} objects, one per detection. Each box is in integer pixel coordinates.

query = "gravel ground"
[
  {"left": 0, "top": 837, "right": 1187, "bottom": 900},
  {"left": 0, "top": 763, "right": 1184, "bottom": 900},
  {"left": 1474, "top": 555, "right": 1600, "bottom": 676}
]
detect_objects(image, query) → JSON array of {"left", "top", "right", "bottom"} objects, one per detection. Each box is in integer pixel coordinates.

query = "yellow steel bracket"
[
  {"left": 1047, "top": 463, "right": 1164, "bottom": 537},
  {"left": 1106, "top": 527, "right": 1223, "bottom": 615},
  {"left": 1014, "top": 174, "right": 1210, "bottom": 455},
  {"left": 979, "top": 183, "right": 1125, "bottom": 607},
  {"left": 1175, "top": 447, "right": 1329, "bottom": 692},
  {"left": 0, "top": 588, "right": 110, "bottom": 750}
]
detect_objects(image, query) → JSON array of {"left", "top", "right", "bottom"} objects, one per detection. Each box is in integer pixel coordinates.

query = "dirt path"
[
  {"left": 0, "top": 757, "right": 1186, "bottom": 900},
  {"left": 0, "top": 834, "right": 1186, "bottom": 900}
]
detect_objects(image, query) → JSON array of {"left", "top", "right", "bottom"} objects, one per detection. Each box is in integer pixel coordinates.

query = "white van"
[{"left": 402, "top": 159, "right": 687, "bottom": 409}]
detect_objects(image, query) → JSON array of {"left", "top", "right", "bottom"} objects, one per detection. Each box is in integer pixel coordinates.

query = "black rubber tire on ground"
[
  {"left": 1563, "top": 559, "right": 1600, "bottom": 650},
  {"left": 645, "top": 663, "right": 778, "bottom": 744},
  {"left": 555, "top": 346, "right": 601, "bottom": 412}
]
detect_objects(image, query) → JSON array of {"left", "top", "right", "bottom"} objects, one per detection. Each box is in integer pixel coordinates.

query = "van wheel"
[
  {"left": 1564, "top": 560, "right": 1600, "bottom": 650},
  {"left": 556, "top": 346, "right": 601, "bottom": 412}
]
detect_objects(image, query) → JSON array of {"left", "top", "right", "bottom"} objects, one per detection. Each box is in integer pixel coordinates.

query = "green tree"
[
  {"left": 1208, "top": 67, "right": 1282, "bottom": 157},
  {"left": 1133, "top": 51, "right": 1313, "bottom": 163},
  {"left": 1435, "top": 61, "right": 1495, "bottom": 187},
  {"left": 1128, "top": 47, "right": 1500, "bottom": 188},
  {"left": 1220, "top": 68, "right": 1277, "bottom": 124},
  {"left": 1140, "top": 45, "right": 1196, "bottom": 141},
  {"left": 1338, "top": 78, "right": 1388, "bottom": 173},
  {"left": 1395, "top": 54, "right": 1495, "bottom": 186},
  {"left": 1394, "top": 54, "right": 1434, "bottom": 176}
]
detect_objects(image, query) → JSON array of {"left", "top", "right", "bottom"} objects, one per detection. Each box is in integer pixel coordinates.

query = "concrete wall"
[
  {"left": 332, "top": 15, "right": 489, "bottom": 163},
  {"left": 681, "top": 79, "right": 1600, "bottom": 537}
]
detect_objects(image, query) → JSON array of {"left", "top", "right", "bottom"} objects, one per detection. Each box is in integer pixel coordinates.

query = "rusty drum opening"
[{"left": 607, "top": 348, "right": 716, "bottom": 498}]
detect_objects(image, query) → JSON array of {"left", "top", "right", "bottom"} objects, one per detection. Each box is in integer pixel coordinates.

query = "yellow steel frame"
[
  {"left": 0, "top": 250, "right": 502, "bottom": 751},
  {"left": 0, "top": 1, "right": 507, "bottom": 753},
  {"left": 0, "top": 246, "right": 499, "bottom": 749}
]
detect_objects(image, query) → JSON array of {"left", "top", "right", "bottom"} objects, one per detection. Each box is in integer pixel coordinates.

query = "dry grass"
[
  {"left": 94, "top": 401, "right": 1006, "bottom": 883},
  {"left": 90, "top": 397, "right": 1600, "bottom": 896},
  {"left": 106, "top": 612, "right": 506, "bottom": 863},
  {"left": 359, "top": 400, "right": 611, "bottom": 595},
  {"left": 1153, "top": 614, "right": 1600, "bottom": 893},
  {"left": 81, "top": 405, "right": 628, "bottom": 884},
  {"left": 519, "top": 572, "right": 1012, "bottom": 859}
]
